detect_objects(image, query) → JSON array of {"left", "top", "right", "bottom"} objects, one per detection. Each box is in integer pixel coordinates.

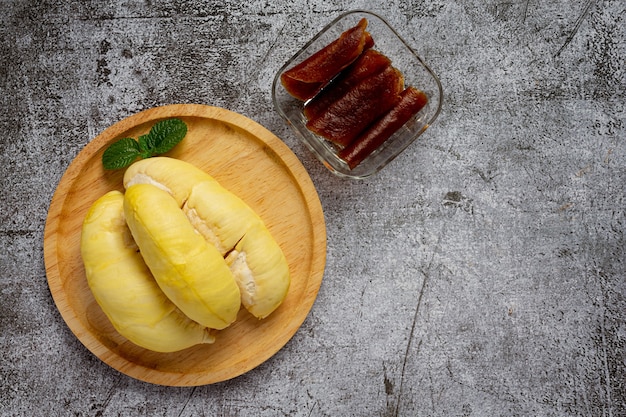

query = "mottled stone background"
[{"left": 1, "top": 1, "right": 624, "bottom": 416}]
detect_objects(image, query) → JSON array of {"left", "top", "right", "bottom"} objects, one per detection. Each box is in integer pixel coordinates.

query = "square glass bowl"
[{"left": 272, "top": 10, "right": 443, "bottom": 179}]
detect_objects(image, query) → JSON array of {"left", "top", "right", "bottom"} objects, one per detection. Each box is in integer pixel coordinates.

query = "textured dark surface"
[{"left": 1, "top": 1, "right": 625, "bottom": 416}]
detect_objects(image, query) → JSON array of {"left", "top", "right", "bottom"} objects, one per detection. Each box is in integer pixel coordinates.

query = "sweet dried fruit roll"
[
  {"left": 281, "top": 18, "right": 373, "bottom": 101},
  {"left": 80, "top": 191, "right": 215, "bottom": 352},
  {"left": 306, "top": 65, "right": 405, "bottom": 147},
  {"left": 124, "top": 157, "right": 291, "bottom": 319},
  {"left": 303, "top": 49, "right": 392, "bottom": 121},
  {"left": 339, "top": 86, "right": 429, "bottom": 169},
  {"left": 124, "top": 183, "right": 242, "bottom": 330}
]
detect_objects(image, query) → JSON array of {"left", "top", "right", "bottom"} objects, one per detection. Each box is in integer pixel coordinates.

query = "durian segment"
[
  {"left": 124, "top": 157, "right": 291, "bottom": 319},
  {"left": 80, "top": 190, "right": 215, "bottom": 352},
  {"left": 225, "top": 223, "right": 291, "bottom": 318},
  {"left": 123, "top": 156, "right": 214, "bottom": 206},
  {"left": 123, "top": 183, "right": 241, "bottom": 330},
  {"left": 184, "top": 180, "right": 259, "bottom": 256}
]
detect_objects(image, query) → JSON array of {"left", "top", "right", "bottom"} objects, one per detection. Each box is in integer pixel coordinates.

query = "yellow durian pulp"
[
  {"left": 123, "top": 157, "right": 291, "bottom": 319},
  {"left": 123, "top": 183, "right": 241, "bottom": 330},
  {"left": 225, "top": 223, "right": 291, "bottom": 318},
  {"left": 80, "top": 190, "right": 215, "bottom": 352},
  {"left": 183, "top": 180, "right": 259, "bottom": 256}
]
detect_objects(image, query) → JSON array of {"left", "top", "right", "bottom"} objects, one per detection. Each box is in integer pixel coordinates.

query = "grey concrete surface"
[{"left": 1, "top": 1, "right": 625, "bottom": 416}]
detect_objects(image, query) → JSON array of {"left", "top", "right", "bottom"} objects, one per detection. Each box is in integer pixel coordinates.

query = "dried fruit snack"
[
  {"left": 273, "top": 11, "right": 443, "bottom": 178},
  {"left": 339, "top": 86, "right": 428, "bottom": 169},
  {"left": 306, "top": 66, "right": 405, "bottom": 147},
  {"left": 280, "top": 18, "right": 372, "bottom": 101},
  {"left": 280, "top": 17, "right": 429, "bottom": 169},
  {"left": 303, "top": 49, "right": 392, "bottom": 121}
]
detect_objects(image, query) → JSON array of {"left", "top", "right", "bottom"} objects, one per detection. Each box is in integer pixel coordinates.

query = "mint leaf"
[
  {"left": 150, "top": 118, "right": 188, "bottom": 154},
  {"left": 102, "top": 137, "right": 141, "bottom": 170},
  {"left": 101, "top": 118, "right": 188, "bottom": 170},
  {"left": 137, "top": 133, "right": 155, "bottom": 159}
]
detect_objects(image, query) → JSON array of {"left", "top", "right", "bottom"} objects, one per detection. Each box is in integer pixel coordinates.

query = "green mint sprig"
[{"left": 102, "top": 118, "right": 188, "bottom": 170}]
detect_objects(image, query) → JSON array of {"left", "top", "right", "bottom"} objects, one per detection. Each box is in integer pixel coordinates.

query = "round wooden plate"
[{"left": 43, "top": 104, "right": 326, "bottom": 386}]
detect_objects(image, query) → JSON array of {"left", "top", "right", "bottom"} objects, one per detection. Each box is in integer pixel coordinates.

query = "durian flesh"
[
  {"left": 124, "top": 157, "right": 291, "bottom": 319},
  {"left": 123, "top": 183, "right": 242, "bottom": 330},
  {"left": 80, "top": 190, "right": 215, "bottom": 352}
]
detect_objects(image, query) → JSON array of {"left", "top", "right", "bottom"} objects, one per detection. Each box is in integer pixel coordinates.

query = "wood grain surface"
[{"left": 43, "top": 104, "right": 326, "bottom": 386}]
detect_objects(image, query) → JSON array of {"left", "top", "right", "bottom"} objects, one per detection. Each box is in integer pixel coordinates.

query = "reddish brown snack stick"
[
  {"left": 280, "top": 18, "right": 372, "bottom": 101},
  {"left": 303, "top": 49, "right": 392, "bottom": 120},
  {"left": 339, "top": 87, "right": 428, "bottom": 169},
  {"left": 363, "top": 31, "right": 375, "bottom": 50},
  {"left": 306, "top": 66, "right": 404, "bottom": 147}
]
